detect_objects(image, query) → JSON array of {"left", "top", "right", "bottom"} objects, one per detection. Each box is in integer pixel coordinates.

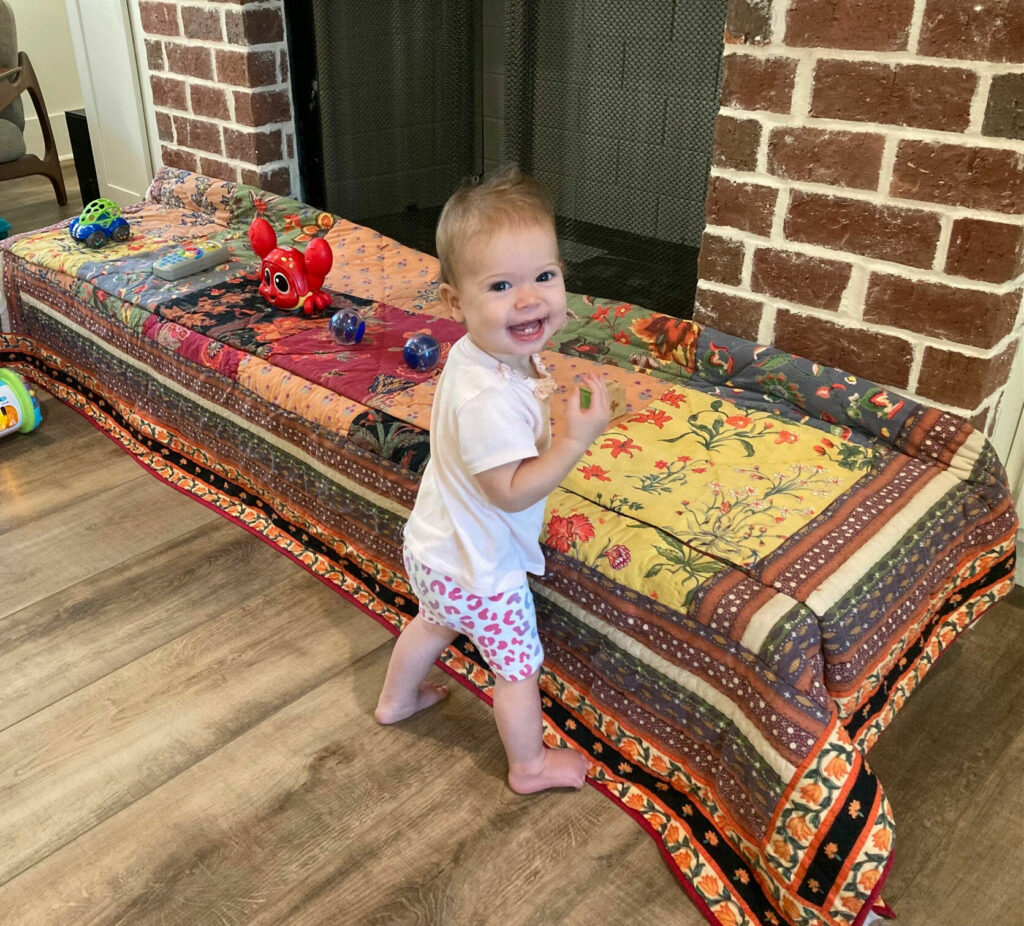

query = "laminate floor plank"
[
  {"left": 0, "top": 398, "right": 143, "bottom": 532},
  {"left": 885, "top": 729, "right": 1024, "bottom": 924},
  {"left": 2, "top": 464, "right": 220, "bottom": 616},
  {"left": 0, "top": 647, "right": 695, "bottom": 926},
  {"left": 864, "top": 587, "right": 1024, "bottom": 925},
  {"left": 0, "top": 171, "right": 83, "bottom": 237},
  {"left": 0, "top": 569, "right": 385, "bottom": 886},
  {"left": 0, "top": 521, "right": 326, "bottom": 731}
]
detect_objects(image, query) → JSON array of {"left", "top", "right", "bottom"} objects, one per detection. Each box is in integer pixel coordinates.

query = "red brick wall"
[
  {"left": 696, "top": 0, "right": 1024, "bottom": 426},
  {"left": 139, "top": 0, "right": 296, "bottom": 195}
]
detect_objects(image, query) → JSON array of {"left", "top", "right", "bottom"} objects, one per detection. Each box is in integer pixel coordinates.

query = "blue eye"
[
  {"left": 489, "top": 280, "right": 510, "bottom": 292},
  {"left": 537, "top": 270, "right": 557, "bottom": 282}
]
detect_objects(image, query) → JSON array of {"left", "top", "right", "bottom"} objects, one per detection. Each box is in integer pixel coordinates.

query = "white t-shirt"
[{"left": 403, "top": 335, "right": 552, "bottom": 595}]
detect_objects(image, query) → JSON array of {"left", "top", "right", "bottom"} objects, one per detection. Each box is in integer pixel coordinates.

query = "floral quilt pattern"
[{"left": 557, "top": 390, "right": 871, "bottom": 570}]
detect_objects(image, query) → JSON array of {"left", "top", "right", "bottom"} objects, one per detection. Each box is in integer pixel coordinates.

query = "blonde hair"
[{"left": 435, "top": 166, "right": 557, "bottom": 286}]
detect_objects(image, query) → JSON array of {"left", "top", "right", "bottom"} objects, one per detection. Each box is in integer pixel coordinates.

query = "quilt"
[{"left": 1, "top": 168, "right": 1016, "bottom": 926}]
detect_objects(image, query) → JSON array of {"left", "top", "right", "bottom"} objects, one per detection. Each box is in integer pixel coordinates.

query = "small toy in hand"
[
  {"left": 403, "top": 334, "right": 440, "bottom": 372},
  {"left": 68, "top": 198, "right": 131, "bottom": 248},
  {"left": 329, "top": 308, "right": 366, "bottom": 344},
  {"left": 248, "top": 217, "right": 333, "bottom": 316},
  {"left": 0, "top": 369, "right": 42, "bottom": 437},
  {"left": 579, "top": 379, "right": 626, "bottom": 417}
]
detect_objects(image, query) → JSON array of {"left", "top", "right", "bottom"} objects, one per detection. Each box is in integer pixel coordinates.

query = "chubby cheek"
[{"left": 549, "top": 301, "right": 569, "bottom": 332}]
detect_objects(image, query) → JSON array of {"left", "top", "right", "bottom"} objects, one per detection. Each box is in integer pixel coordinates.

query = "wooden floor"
[
  {"left": 0, "top": 170, "right": 84, "bottom": 237},
  {"left": 3, "top": 178, "right": 1023, "bottom": 926}
]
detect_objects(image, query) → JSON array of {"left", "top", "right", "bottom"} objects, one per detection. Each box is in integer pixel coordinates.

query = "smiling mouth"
[{"left": 508, "top": 318, "right": 546, "bottom": 340}]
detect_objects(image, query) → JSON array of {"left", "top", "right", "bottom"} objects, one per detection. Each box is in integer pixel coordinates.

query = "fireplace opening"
[{"left": 286, "top": 0, "right": 729, "bottom": 319}]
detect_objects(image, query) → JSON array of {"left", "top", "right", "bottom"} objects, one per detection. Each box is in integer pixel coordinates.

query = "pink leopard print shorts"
[{"left": 403, "top": 548, "right": 543, "bottom": 681}]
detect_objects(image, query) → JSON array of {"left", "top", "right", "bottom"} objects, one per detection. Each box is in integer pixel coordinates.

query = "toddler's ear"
[{"left": 439, "top": 282, "right": 464, "bottom": 323}]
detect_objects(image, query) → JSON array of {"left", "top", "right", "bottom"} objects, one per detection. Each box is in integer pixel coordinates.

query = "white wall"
[
  {"left": 64, "top": 0, "right": 153, "bottom": 205},
  {"left": 8, "top": 0, "right": 83, "bottom": 161}
]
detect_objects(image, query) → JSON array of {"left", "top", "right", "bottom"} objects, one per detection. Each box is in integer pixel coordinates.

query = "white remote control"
[{"left": 152, "top": 241, "right": 231, "bottom": 280}]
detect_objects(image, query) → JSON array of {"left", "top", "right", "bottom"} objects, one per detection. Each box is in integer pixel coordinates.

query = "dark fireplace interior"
[{"left": 286, "top": 0, "right": 729, "bottom": 319}]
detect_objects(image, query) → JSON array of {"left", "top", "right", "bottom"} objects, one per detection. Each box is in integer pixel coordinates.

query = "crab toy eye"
[
  {"left": 274, "top": 272, "right": 290, "bottom": 293},
  {"left": 263, "top": 268, "right": 271, "bottom": 285}
]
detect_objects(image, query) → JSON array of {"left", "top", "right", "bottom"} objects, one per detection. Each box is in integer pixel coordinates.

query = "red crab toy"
[{"left": 248, "top": 217, "right": 333, "bottom": 316}]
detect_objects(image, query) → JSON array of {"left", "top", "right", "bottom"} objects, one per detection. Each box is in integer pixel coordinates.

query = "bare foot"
[
  {"left": 374, "top": 682, "right": 449, "bottom": 724},
  {"left": 507, "top": 747, "right": 589, "bottom": 794}
]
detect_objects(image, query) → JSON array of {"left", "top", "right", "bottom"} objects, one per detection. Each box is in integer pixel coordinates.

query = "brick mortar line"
[
  {"left": 177, "top": 0, "right": 280, "bottom": 7},
  {"left": 721, "top": 44, "right": 1023, "bottom": 74},
  {"left": 740, "top": 241, "right": 755, "bottom": 290},
  {"left": 968, "top": 72, "right": 994, "bottom": 134},
  {"left": 159, "top": 147, "right": 295, "bottom": 175},
  {"left": 162, "top": 149, "right": 295, "bottom": 173},
  {"left": 978, "top": 389, "right": 1004, "bottom": 416},
  {"left": 907, "top": 0, "right": 929, "bottom": 55},
  {"left": 709, "top": 166, "right": 1024, "bottom": 228},
  {"left": 840, "top": 266, "right": 870, "bottom": 321},
  {"left": 757, "top": 301, "right": 777, "bottom": 346},
  {"left": 151, "top": 40, "right": 288, "bottom": 54},
  {"left": 877, "top": 136, "right": 899, "bottom": 199},
  {"left": 907, "top": 343, "right": 925, "bottom": 394},
  {"left": 701, "top": 221, "right": 1024, "bottom": 295},
  {"left": 769, "top": 186, "right": 790, "bottom": 240},
  {"left": 790, "top": 53, "right": 814, "bottom": 119},
  {"left": 755, "top": 113, "right": 771, "bottom": 175},
  {"left": 770, "top": 0, "right": 790, "bottom": 46},
  {"left": 1013, "top": 290, "right": 1024, "bottom": 333},
  {"left": 153, "top": 76, "right": 291, "bottom": 94},
  {"left": 165, "top": 0, "right": 282, "bottom": 15},
  {"left": 716, "top": 107, "right": 1024, "bottom": 152},
  {"left": 933, "top": 215, "right": 955, "bottom": 274},
  {"left": 155, "top": 107, "right": 295, "bottom": 134},
  {"left": 699, "top": 279, "right": 1024, "bottom": 359}
]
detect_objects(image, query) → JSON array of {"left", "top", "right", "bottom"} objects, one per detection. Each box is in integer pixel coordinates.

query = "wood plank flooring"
[
  {"left": 2, "top": 393, "right": 1021, "bottom": 926},
  {"left": 2, "top": 177, "right": 1022, "bottom": 923},
  {"left": 0, "top": 169, "right": 83, "bottom": 237}
]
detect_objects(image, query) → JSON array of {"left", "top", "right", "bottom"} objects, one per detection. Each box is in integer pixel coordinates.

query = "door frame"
[{"left": 64, "top": 0, "right": 153, "bottom": 205}]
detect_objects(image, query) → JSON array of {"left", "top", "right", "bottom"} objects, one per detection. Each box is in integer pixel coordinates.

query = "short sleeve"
[{"left": 458, "top": 386, "right": 540, "bottom": 475}]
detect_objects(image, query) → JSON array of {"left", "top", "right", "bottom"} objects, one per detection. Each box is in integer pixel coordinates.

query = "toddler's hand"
[{"left": 565, "top": 373, "right": 612, "bottom": 451}]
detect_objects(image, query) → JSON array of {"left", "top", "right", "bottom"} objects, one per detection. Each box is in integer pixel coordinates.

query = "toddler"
[{"left": 375, "top": 167, "right": 611, "bottom": 794}]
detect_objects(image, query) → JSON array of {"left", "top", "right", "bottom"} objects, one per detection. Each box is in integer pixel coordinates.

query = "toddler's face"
[{"left": 442, "top": 222, "right": 566, "bottom": 373}]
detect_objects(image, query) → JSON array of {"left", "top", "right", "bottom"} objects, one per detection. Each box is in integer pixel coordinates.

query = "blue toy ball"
[
  {"left": 329, "top": 308, "right": 365, "bottom": 344},
  {"left": 403, "top": 333, "right": 440, "bottom": 372}
]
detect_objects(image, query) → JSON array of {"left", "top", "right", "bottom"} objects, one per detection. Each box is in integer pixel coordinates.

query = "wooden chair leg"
[
  {"left": 41, "top": 145, "right": 67, "bottom": 206},
  {"left": 0, "top": 52, "right": 68, "bottom": 207}
]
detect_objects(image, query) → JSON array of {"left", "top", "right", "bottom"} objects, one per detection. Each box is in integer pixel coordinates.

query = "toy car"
[{"left": 68, "top": 198, "right": 131, "bottom": 248}]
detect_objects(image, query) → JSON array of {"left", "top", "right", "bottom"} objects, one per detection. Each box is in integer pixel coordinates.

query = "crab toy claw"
[
  {"left": 248, "top": 217, "right": 334, "bottom": 316},
  {"left": 302, "top": 288, "right": 333, "bottom": 316}
]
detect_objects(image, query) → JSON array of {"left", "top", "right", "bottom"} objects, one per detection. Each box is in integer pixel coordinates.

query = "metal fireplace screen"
[
  {"left": 306, "top": 0, "right": 728, "bottom": 318},
  {"left": 310, "top": 0, "right": 476, "bottom": 230}
]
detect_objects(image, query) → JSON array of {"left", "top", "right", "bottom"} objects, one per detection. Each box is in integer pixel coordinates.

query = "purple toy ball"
[
  {"left": 403, "top": 333, "right": 440, "bottom": 372},
  {"left": 329, "top": 308, "right": 365, "bottom": 344}
]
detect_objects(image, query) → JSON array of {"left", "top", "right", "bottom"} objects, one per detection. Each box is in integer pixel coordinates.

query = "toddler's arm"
[{"left": 475, "top": 373, "right": 611, "bottom": 512}]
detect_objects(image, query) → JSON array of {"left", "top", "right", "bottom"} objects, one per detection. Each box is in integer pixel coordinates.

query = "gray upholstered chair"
[{"left": 0, "top": 0, "right": 67, "bottom": 204}]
